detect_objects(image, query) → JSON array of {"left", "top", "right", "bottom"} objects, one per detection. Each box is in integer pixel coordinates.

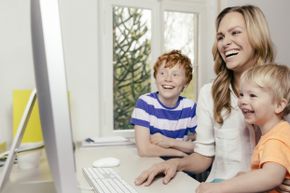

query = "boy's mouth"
[{"left": 162, "top": 85, "right": 174, "bottom": 89}]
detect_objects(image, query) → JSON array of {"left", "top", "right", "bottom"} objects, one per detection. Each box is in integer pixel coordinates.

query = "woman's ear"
[{"left": 275, "top": 98, "right": 288, "bottom": 114}]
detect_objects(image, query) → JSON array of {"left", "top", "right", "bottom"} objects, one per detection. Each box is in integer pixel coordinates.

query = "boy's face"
[
  {"left": 155, "top": 62, "right": 187, "bottom": 107},
  {"left": 238, "top": 80, "right": 280, "bottom": 131}
]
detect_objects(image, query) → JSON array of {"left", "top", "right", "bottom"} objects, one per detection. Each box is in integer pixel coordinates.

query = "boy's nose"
[{"left": 164, "top": 74, "right": 172, "bottom": 81}]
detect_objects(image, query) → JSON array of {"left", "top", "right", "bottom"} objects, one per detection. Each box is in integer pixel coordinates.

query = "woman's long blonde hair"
[{"left": 212, "top": 5, "right": 275, "bottom": 124}]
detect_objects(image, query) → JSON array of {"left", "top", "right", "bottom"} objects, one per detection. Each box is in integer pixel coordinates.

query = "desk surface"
[
  {"left": 1, "top": 145, "right": 200, "bottom": 193},
  {"left": 76, "top": 145, "right": 200, "bottom": 193}
]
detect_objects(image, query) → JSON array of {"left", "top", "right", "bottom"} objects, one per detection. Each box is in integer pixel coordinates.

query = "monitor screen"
[{"left": 30, "top": 0, "right": 80, "bottom": 192}]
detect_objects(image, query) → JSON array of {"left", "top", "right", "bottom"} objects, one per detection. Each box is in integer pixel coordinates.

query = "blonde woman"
[{"left": 135, "top": 5, "right": 290, "bottom": 191}]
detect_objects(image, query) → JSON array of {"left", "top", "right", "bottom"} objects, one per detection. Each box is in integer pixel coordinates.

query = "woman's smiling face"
[{"left": 217, "top": 12, "right": 255, "bottom": 75}]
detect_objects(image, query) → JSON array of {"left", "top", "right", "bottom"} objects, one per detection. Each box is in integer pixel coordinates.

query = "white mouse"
[{"left": 92, "top": 157, "right": 120, "bottom": 168}]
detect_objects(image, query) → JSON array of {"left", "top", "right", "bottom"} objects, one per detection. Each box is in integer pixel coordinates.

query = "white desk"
[
  {"left": 1, "top": 145, "right": 200, "bottom": 193},
  {"left": 1, "top": 149, "right": 56, "bottom": 193}
]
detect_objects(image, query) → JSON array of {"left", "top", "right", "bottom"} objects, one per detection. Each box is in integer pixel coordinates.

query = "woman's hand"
[{"left": 135, "top": 158, "right": 180, "bottom": 186}]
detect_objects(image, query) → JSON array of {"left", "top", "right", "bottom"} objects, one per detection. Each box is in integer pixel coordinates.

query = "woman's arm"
[
  {"left": 135, "top": 151, "right": 213, "bottom": 186},
  {"left": 134, "top": 125, "right": 187, "bottom": 157},
  {"left": 150, "top": 133, "right": 195, "bottom": 154}
]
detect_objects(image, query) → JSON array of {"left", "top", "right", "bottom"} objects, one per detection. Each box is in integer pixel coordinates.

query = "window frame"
[{"left": 98, "top": 0, "right": 211, "bottom": 137}]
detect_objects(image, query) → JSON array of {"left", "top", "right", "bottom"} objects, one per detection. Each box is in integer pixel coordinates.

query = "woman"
[{"left": 134, "top": 5, "right": 290, "bottom": 191}]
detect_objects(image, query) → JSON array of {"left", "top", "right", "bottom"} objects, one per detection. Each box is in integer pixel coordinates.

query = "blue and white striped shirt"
[{"left": 130, "top": 92, "right": 197, "bottom": 141}]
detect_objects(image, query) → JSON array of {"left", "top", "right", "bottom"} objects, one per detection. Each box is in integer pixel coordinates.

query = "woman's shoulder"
[
  {"left": 199, "top": 82, "right": 213, "bottom": 94},
  {"left": 197, "top": 82, "right": 214, "bottom": 107}
]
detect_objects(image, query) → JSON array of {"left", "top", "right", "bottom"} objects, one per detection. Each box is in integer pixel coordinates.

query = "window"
[
  {"left": 163, "top": 10, "right": 198, "bottom": 100},
  {"left": 113, "top": 6, "right": 152, "bottom": 130},
  {"left": 99, "top": 0, "right": 210, "bottom": 137}
]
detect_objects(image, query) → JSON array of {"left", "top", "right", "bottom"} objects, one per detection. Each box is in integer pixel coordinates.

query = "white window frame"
[{"left": 98, "top": 0, "right": 214, "bottom": 138}]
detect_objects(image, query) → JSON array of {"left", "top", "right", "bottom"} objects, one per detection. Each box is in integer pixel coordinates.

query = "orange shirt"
[{"left": 251, "top": 121, "right": 290, "bottom": 193}]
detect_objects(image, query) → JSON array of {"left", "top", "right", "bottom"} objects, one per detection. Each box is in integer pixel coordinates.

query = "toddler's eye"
[{"left": 249, "top": 94, "right": 257, "bottom": 98}]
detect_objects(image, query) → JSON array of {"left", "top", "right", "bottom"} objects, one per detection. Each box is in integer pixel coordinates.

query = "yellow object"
[
  {"left": 13, "top": 90, "right": 43, "bottom": 143},
  {"left": 0, "top": 142, "right": 6, "bottom": 153}
]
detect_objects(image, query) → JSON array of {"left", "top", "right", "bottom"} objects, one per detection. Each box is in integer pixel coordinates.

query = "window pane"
[
  {"left": 113, "top": 6, "right": 151, "bottom": 130},
  {"left": 164, "top": 11, "right": 197, "bottom": 100}
]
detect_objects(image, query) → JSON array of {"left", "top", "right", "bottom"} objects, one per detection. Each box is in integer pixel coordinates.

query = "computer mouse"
[{"left": 92, "top": 157, "right": 120, "bottom": 168}]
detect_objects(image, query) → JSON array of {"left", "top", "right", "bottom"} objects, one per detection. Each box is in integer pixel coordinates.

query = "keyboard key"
[{"left": 83, "top": 167, "right": 138, "bottom": 193}]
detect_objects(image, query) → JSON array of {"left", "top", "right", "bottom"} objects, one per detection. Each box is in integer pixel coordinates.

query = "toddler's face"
[{"left": 238, "top": 80, "right": 277, "bottom": 129}]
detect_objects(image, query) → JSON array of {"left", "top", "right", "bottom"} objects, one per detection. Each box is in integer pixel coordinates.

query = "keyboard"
[{"left": 82, "top": 167, "right": 138, "bottom": 193}]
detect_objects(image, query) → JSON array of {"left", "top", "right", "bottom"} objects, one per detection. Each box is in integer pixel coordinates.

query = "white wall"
[
  {"left": 59, "top": 0, "right": 101, "bottom": 143},
  {"left": 0, "top": 0, "right": 289, "bottom": 146},
  {"left": 0, "top": 0, "right": 100, "bottom": 145},
  {"left": 0, "top": 0, "right": 34, "bottom": 145}
]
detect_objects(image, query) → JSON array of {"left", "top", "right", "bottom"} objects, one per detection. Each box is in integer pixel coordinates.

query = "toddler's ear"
[{"left": 275, "top": 98, "right": 288, "bottom": 114}]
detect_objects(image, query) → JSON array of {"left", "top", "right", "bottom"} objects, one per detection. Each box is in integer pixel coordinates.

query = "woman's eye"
[
  {"left": 232, "top": 31, "right": 241, "bottom": 36},
  {"left": 217, "top": 35, "right": 224, "bottom": 41}
]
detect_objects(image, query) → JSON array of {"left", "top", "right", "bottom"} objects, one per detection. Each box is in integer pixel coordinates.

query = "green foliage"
[{"left": 113, "top": 7, "right": 151, "bottom": 130}]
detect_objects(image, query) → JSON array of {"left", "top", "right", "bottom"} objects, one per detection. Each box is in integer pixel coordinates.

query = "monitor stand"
[{"left": 0, "top": 90, "right": 37, "bottom": 192}]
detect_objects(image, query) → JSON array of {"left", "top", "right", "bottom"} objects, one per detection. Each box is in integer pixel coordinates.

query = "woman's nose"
[{"left": 223, "top": 35, "right": 232, "bottom": 46}]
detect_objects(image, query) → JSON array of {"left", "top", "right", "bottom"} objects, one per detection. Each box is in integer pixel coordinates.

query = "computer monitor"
[
  {"left": 0, "top": 1, "right": 80, "bottom": 192},
  {"left": 30, "top": 0, "right": 79, "bottom": 192}
]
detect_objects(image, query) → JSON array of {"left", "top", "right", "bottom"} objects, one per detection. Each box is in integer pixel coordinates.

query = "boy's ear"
[
  {"left": 275, "top": 98, "right": 288, "bottom": 114},
  {"left": 182, "top": 84, "right": 189, "bottom": 92}
]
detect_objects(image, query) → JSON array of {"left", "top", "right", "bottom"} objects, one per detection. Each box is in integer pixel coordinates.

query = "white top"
[{"left": 194, "top": 83, "right": 256, "bottom": 182}]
